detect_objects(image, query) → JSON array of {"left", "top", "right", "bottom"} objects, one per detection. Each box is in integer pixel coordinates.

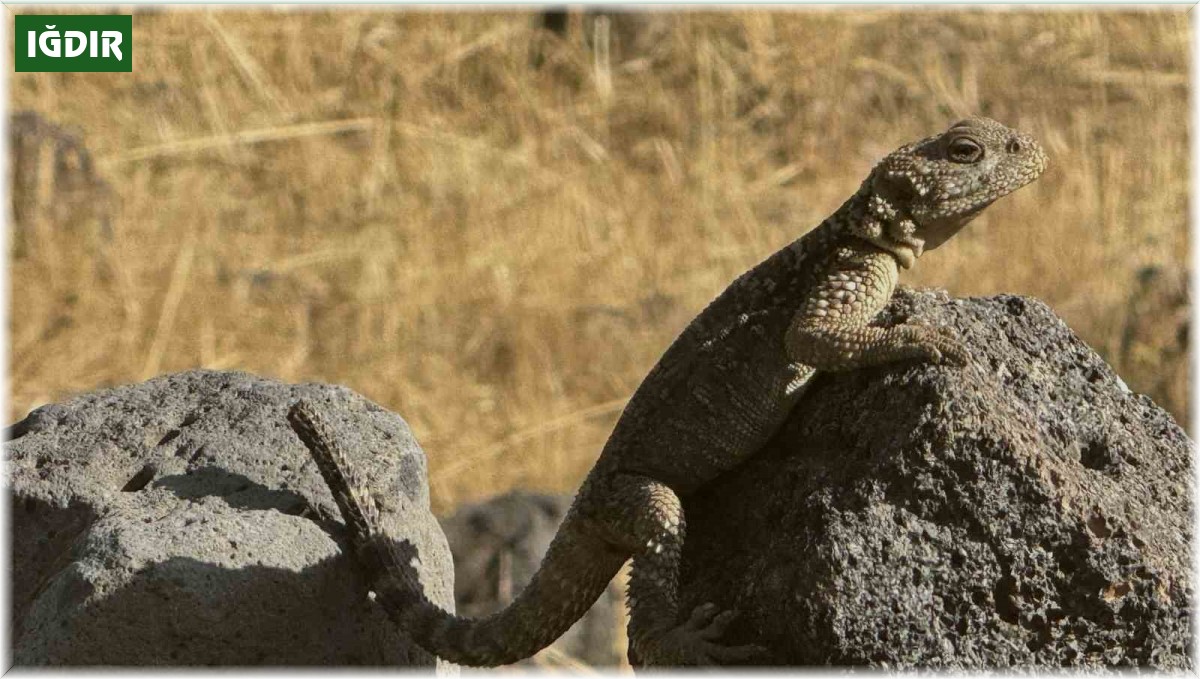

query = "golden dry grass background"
[{"left": 9, "top": 8, "right": 1189, "bottom": 514}]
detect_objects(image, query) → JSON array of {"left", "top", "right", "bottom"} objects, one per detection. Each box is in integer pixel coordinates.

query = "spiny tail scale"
[{"left": 288, "top": 401, "right": 379, "bottom": 545}]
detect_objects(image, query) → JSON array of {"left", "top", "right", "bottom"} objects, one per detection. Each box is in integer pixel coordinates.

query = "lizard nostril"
[{"left": 1006, "top": 139, "right": 1022, "bottom": 154}]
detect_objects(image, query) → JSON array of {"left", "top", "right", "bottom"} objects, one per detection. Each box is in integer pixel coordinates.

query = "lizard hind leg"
[{"left": 601, "top": 473, "right": 769, "bottom": 667}]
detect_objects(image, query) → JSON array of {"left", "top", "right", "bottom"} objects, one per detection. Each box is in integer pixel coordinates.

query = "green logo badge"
[{"left": 15, "top": 15, "right": 132, "bottom": 72}]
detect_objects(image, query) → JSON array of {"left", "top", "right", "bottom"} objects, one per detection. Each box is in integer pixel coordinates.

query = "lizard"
[{"left": 287, "top": 116, "right": 1048, "bottom": 667}]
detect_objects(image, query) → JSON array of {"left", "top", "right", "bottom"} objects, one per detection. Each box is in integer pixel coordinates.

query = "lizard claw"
[
  {"left": 635, "top": 603, "right": 772, "bottom": 666},
  {"left": 919, "top": 327, "right": 969, "bottom": 367},
  {"left": 683, "top": 602, "right": 735, "bottom": 641},
  {"left": 938, "top": 339, "right": 970, "bottom": 367}
]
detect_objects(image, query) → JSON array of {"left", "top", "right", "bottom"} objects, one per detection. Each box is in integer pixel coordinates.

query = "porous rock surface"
[
  {"left": 7, "top": 370, "right": 454, "bottom": 667},
  {"left": 440, "top": 491, "right": 625, "bottom": 667},
  {"left": 681, "top": 289, "right": 1192, "bottom": 669}
]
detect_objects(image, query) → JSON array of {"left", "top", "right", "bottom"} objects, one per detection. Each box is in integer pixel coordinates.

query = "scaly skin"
[{"left": 288, "top": 117, "right": 1048, "bottom": 667}]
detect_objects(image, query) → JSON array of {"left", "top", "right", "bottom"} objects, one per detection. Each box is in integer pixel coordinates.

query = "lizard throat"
[
  {"left": 838, "top": 189, "right": 925, "bottom": 270},
  {"left": 869, "top": 237, "right": 920, "bottom": 270},
  {"left": 884, "top": 242, "right": 919, "bottom": 270},
  {"left": 850, "top": 227, "right": 923, "bottom": 270}
]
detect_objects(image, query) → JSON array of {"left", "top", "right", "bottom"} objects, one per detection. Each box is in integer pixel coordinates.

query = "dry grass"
[{"left": 8, "top": 8, "right": 1189, "bottom": 513}]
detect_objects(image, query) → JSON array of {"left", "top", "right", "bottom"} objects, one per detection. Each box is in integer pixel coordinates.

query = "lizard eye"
[{"left": 947, "top": 137, "right": 984, "bottom": 164}]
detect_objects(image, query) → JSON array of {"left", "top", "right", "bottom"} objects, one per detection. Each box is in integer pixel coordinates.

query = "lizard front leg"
[
  {"left": 594, "top": 473, "right": 767, "bottom": 666},
  {"left": 786, "top": 321, "right": 968, "bottom": 370},
  {"left": 785, "top": 251, "right": 968, "bottom": 371}
]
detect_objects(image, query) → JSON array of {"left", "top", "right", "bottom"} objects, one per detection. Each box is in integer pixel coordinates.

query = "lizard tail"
[
  {"left": 390, "top": 512, "right": 627, "bottom": 666},
  {"left": 288, "top": 400, "right": 628, "bottom": 667}
]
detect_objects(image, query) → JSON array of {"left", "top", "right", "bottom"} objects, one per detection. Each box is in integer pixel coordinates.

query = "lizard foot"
[
  {"left": 916, "top": 327, "right": 969, "bottom": 367},
  {"left": 634, "top": 603, "right": 772, "bottom": 666}
]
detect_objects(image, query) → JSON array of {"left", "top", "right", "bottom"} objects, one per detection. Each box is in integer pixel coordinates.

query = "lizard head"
[{"left": 854, "top": 117, "right": 1048, "bottom": 269}]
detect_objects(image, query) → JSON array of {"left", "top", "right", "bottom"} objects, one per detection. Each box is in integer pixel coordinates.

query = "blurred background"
[{"left": 8, "top": 8, "right": 1189, "bottom": 516}]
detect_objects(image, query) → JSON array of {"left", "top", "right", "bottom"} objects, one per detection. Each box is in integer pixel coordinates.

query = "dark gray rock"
[
  {"left": 7, "top": 370, "right": 454, "bottom": 667},
  {"left": 439, "top": 491, "right": 625, "bottom": 667},
  {"left": 681, "top": 289, "right": 1192, "bottom": 669}
]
